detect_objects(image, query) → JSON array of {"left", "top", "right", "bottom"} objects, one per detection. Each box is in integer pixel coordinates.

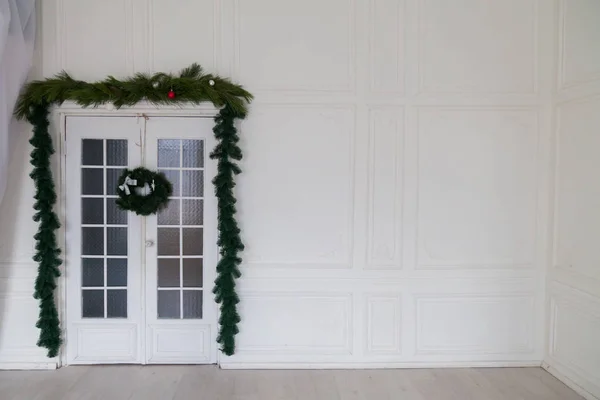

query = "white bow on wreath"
[
  {"left": 119, "top": 176, "right": 156, "bottom": 196},
  {"left": 118, "top": 176, "right": 137, "bottom": 195}
]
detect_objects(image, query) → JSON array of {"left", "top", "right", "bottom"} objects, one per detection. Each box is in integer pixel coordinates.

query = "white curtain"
[{"left": 0, "top": 0, "right": 35, "bottom": 204}]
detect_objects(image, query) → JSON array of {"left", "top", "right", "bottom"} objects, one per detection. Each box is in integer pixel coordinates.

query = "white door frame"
[{"left": 53, "top": 101, "right": 221, "bottom": 367}]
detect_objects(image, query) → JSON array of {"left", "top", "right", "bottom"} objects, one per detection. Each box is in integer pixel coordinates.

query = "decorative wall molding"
[
  {"left": 415, "top": 107, "right": 539, "bottom": 270},
  {"left": 236, "top": 292, "right": 353, "bottom": 355},
  {"left": 364, "top": 294, "right": 402, "bottom": 355},
  {"left": 368, "top": 0, "right": 405, "bottom": 93},
  {"left": 548, "top": 288, "right": 600, "bottom": 395},
  {"left": 557, "top": 0, "right": 600, "bottom": 91},
  {"left": 240, "top": 104, "right": 356, "bottom": 269},
  {"left": 415, "top": 293, "right": 535, "bottom": 355},
  {"left": 416, "top": 0, "right": 538, "bottom": 95},
  {"left": 366, "top": 107, "right": 404, "bottom": 269},
  {"left": 231, "top": 0, "right": 356, "bottom": 93}
]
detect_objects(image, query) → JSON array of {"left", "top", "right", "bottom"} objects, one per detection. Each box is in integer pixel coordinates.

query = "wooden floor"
[{"left": 0, "top": 366, "right": 583, "bottom": 400}]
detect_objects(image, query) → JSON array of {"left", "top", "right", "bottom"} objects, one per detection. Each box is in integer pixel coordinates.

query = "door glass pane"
[
  {"left": 183, "top": 291, "right": 202, "bottom": 319},
  {"left": 107, "top": 289, "right": 127, "bottom": 318},
  {"left": 79, "top": 139, "right": 129, "bottom": 321},
  {"left": 82, "top": 290, "right": 104, "bottom": 318},
  {"left": 107, "top": 227, "right": 127, "bottom": 255},
  {"left": 158, "top": 199, "right": 180, "bottom": 225},
  {"left": 155, "top": 140, "right": 205, "bottom": 321},
  {"left": 106, "top": 198, "right": 127, "bottom": 225},
  {"left": 82, "top": 198, "right": 104, "bottom": 225},
  {"left": 182, "top": 258, "right": 203, "bottom": 287},
  {"left": 158, "top": 228, "right": 180, "bottom": 256},
  {"left": 107, "top": 258, "right": 127, "bottom": 287},
  {"left": 106, "top": 140, "right": 128, "bottom": 166},
  {"left": 182, "top": 199, "right": 203, "bottom": 225},
  {"left": 158, "top": 258, "right": 180, "bottom": 287},
  {"left": 182, "top": 140, "right": 204, "bottom": 168},
  {"left": 82, "top": 227, "right": 104, "bottom": 255},
  {"left": 158, "top": 291, "right": 180, "bottom": 319},
  {"left": 82, "top": 169, "right": 104, "bottom": 195},
  {"left": 159, "top": 170, "right": 180, "bottom": 196},
  {"left": 158, "top": 139, "right": 181, "bottom": 168},
  {"left": 82, "top": 139, "right": 103, "bottom": 165},
  {"left": 182, "top": 228, "right": 203, "bottom": 256},
  {"left": 82, "top": 258, "right": 104, "bottom": 287},
  {"left": 181, "top": 170, "right": 203, "bottom": 197},
  {"left": 106, "top": 168, "right": 125, "bottom": 196}
]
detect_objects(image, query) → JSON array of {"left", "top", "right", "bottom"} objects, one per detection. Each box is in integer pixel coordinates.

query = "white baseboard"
[
  {"left": 0, "top": 362, "right": 58, "bottom": 370},
  {"left": 542, "top": 361, "right": 599, "bottom": 400},
  {"left": 219, "top": 360, "right": 542, "bottom": 370}
]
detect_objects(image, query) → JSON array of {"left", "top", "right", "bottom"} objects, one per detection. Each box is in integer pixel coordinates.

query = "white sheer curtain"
[{"left": 0, "top": 0, "right": 35, "bottom": 204}]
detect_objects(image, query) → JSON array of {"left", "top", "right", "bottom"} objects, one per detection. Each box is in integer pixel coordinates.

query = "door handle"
[{"left": 145, "top": 240, "right": 155, "bottom": 248}]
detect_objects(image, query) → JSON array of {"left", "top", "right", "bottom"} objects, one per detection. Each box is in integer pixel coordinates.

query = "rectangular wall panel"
[
  {"left": 366, "top": 108, "right": 403, "bottom": 269},
  {"left": 369, "top": 0, "right": 404, "bottom": 93},
  {"left": 365, "top": 294, "right": 402, "bottom": 355},
  {"left": 238, "top": 106, "right": 355, "bottom": 269},
  {"left": 417, "top": 108, "right": 538, "bottom": 269},
  {"left": 416, "top": 294, "right": 534, "bottom": 355},
  {"left": 236, "top": 293, "right": 352, "bottom": 355},
  {"left": 149, "top": 0, "right": 216, "bottom": 72},
  {"left": 418, "top": 0, "right": 537, "bottom": 93},
  {"left": 234, "top": 0, "right": 355, "bottom": 92}
]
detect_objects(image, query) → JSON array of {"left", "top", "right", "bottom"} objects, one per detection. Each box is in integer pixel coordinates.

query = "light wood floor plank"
[{"left": 0, "top": 366, "right": 584, "bottom": 400}]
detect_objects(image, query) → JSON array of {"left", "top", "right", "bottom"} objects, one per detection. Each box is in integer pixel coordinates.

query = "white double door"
[{"left": 65, "top": 115, "right": 218, "bottom": 364}]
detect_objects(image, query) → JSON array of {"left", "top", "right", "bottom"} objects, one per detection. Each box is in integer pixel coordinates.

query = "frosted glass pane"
[
  {"left": 107, "top": 227, "right": 127, "bottom": 255},
  {"left": 82, "top": 139, "right": 103, "bottom": 166},
  {"left": 107, "top": 168, "right": 125, "bottom": 196},
  {"left": 158, "top": 258, "right": 180, "bottom": 287},
  {"left": 158, "top": 199, "right": 180, "bottom": 225},
  {"left": 82, "top": 258, "right": 104, "bottom": 287},
  {"left": 82, "top": 198, "right": 104, "bottom": 224},
  {"left": 106, "top": 198, "right": 127, "bottom": 225},
  {"left": 107, "top": 258, "right": 127, "bottom": 287},
  {"left": 158, "top": 291, "right": 180, "bottom": 319},
  {"left": 182, "top": 140, "right": 204, "bottom": 168},
  {"left": 159, "top": 170, "right": 180, "bottom": 197},
  {"left": 158, "top": 228, "right": 180, "bottom": 256},
  {"left": 182, "top": 170, "right": 203, "bottom": 197},
  {"left": 107, "top": 289, "right": 127, "bottom": 318},
  {"left": 158, "top": 139, "right": 180, "bottom": 168},
  {"left": 82, "top": 169, "right": 103, "bottom": 195},
  {"left": 82, "top": 290, "right": 104, "bottom": 318},
  {"left": 182, "top": 199, "right": 203, "bottom": 225},
  {"left": 82, "top": 227, "right": 104, "bottom": 255},
  {"left": 106, "top": 140, "right": 127, "bottom": 166},
  {"left": 182, "top": 228, "right": 203, "bottom": 256},
  {"left": 183, "top": 258, "right": 203, "bottom": 287},
  {"left": 183, "top": 291, "right": 202, "bottom": 319}
]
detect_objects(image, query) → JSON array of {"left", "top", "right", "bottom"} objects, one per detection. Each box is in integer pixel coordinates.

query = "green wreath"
[{"left": 116, "top": 167, "right": 173, "bottom": 216}]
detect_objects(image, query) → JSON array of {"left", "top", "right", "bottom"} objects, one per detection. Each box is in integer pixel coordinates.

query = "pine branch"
[
  {"left": 211, "top": 105, "right": 244, "bottom": 356},
  {"left": 27, "top": 102, "right": 62, "bottom": 358},
  {"left": 14, "top": 63, "right": 252, "bottom": 121}
]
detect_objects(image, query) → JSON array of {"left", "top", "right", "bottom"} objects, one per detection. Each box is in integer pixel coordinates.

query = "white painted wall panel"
[
  {"left": 0, "top": 0, "right": 555, "bottom": 368},
  {"left": 546, "top": 2, "right": 600, "bottom": 398},
  {"left": 417, "top": 108, "right": 538, "bottom": 269}
]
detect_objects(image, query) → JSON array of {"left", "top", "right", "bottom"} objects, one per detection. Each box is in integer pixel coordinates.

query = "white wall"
[
  {"left": 545, "top": 1, "right": 600, "bottom": 398},
  {"left": 0, "top": 0, "right": 555, "bottom": 368},
  {"left": 0, "top": 2, "right": 55, "bottom": 368}
]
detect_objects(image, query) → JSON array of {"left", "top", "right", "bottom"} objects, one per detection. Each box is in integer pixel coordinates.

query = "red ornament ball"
[{"left": 167, "top": 90, "right": 176, "bottom": 99}]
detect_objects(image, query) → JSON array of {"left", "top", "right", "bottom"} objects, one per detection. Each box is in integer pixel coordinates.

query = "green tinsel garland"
[{"left": 15, "top": 64, "right": 251, "bottom": 357}]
